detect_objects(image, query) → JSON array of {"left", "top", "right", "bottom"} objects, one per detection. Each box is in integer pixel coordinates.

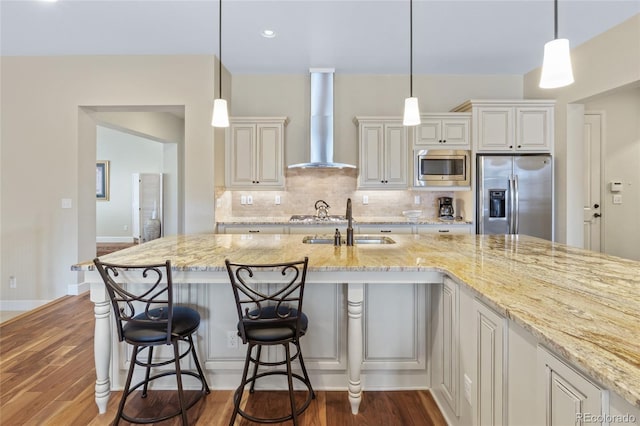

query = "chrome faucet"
[{"left": 346, "top": 198, "right": 354, "bottom": 246}]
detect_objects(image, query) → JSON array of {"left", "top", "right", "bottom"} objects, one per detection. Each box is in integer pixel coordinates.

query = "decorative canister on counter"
[{"left": 143, "top": 203, "right": 161, "bottom": 242}]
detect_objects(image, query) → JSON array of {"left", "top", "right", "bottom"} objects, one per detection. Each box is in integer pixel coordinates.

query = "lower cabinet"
[
  {"left": 218, "top": 224, "right": 286, "bottom": 234},
  {"left": 432, "top": 277, "right": 637, "bottom": 426},
  {"left": 358, "top": 224, "right": 414, "bottom": 234},
  {"left": 417, "top": 224, "right": 473, "bottom": 235},
  {"left": 537, "top": 346, "right": 605, "bottom": 426}
]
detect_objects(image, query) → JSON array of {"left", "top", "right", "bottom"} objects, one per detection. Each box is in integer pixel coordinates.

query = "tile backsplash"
[{"left": 215, "top": 168, "right": 470, "bottom": 221}]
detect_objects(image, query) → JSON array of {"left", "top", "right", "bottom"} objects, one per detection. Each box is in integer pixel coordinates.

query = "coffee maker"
[{"left": 438, "top": 197, "right": 454, "bottom": 219}]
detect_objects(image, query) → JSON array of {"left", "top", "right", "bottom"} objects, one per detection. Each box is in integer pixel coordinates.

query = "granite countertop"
[
  {"left": 74, "top": 233, "right": 640, "bottom": 408},
  {"left": 217, "top": 216, "right": 473, "bottom": 225}
]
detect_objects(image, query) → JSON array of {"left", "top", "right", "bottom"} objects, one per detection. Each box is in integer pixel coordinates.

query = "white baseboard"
[
  {"left": 96, "top": 236, "right": 135, "bottom": 243},
  {"left": 68, "top": 281, "right": 90, "bottom": 296},
  {"left": 0, "top": 299, "right": 51, "bottom": 311}
]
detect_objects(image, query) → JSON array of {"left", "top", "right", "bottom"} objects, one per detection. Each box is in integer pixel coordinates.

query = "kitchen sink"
[
  {"left": 290, "top": 215, "right": 349, "bottom": 224},
  {"left": 302, "top": 235, "right": 395, "bottom": 245}
]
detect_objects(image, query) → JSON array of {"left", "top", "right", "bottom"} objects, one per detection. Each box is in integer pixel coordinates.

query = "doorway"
[{"left": 582, "top": 112, "right": 603, "bottom": 252}]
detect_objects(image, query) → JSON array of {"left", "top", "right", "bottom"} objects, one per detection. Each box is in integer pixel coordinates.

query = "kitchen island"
[{"left": 73, "top": 233, "right": 640, "bottom": 423}]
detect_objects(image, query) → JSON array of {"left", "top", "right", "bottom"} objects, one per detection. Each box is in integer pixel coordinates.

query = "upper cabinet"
[
  {"left": 355, "top": 117, "right": 408, "bottom": 189},
  {"left": 225, "top": 117, "right": 288, "bottom": 189},
  {"left": 414, "top": 114, "right": 471, "bottom": 149},
  {"left": 454, "top": 100, "right": 554, "bottom": 153}
]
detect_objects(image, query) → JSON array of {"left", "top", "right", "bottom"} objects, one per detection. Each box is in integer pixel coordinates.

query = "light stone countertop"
[{"left": 75, "top": 233, "right": 640, "bottom": 408}]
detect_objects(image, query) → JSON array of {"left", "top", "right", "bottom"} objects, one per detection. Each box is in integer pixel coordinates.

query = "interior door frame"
[{"left": 584, "top": 110, "right": 606, "bottom": 252}]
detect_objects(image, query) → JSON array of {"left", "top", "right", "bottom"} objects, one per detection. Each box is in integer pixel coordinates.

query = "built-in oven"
[{"left": 414, "top": 149, "right": 470, "bottom": 187}]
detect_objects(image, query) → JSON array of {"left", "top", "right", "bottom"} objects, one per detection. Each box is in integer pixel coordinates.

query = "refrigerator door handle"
[
  {"left": 514, "top": 174, "right": 520, "bottom": 234},
  {"left": 508, "top": 176, "right": 514, "bottom": 234}
]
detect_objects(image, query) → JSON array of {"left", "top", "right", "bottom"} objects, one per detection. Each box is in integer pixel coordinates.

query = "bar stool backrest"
[
  {"left": 93, "top": 258, "right": 174, "bottom": 345},
  {"left": 225, "top": 257, "right": 309, "bottom": 344}
]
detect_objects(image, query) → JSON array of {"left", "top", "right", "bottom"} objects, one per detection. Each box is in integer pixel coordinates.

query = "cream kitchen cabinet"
[
  {"left": 355, "top": 117, "right": 408, "bottom": 189},
  {"left": 416, "top": 224, "right": 473, "bottom": 235},
  {"left": 537, "top": 346, "right": 605, "bottom": 426},
  {"left": 431, "top": 276, "right": 461, "bottom": 417},
  {"left": 414, "top": 114, "right": 471, "bottom": 149},
  {"left": 454, "top": 100, "right": 554, "bottom": 153},
  {"left": 217, "top": 224, "right": 286, "bottom": 234},
  {"left": 357, "top": 224, "right": 414, "bottom": 234},
  {"left": 225, "top": 117, "right": 287, "bottom": 189}
]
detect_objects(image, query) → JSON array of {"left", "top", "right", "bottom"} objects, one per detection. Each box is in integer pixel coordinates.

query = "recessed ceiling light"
[{"left": 261, "top": 30, "right": 276, "bottom": 39}]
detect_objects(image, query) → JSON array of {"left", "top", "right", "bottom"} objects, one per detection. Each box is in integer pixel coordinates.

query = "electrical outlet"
[
  {"left": 227, "top": 331, "right": 238, "bottom": 349},
  {"left": 61, "top": 198, "right": 72, "bottom": 209},
  {"left": 241, "top": 195, "right": 247, "bottom": 205},
  {"left": 464, "top": 374, "right": 472, "bottom": 403},
  {"left": 247, "top": 195, "right": 253, "bottom": 205},
  {"left": 414, "top": 195, "right": 421, "bottom": 205},
  {"left": 123, "top": 224, "right": 128, "bottom": 231},
  {"left": 362, "top": 195, "right": 369, "bottom": 205},
  {"left": 613, "top": 194, "right": 622, "bottom": 204},
  {"left": 275, "top": 195, "right": 281, "bottom": 205},
  {"left": 9, "top": 275, "right": 17, "bottom": 289}
]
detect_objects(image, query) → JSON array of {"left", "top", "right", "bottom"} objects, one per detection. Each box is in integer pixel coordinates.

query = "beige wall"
[
  {"left": 1, "top": 55, "right": 217, "bottom": 304},
  {"left": 585, "top": 87, "right": 640, "bottom": 260},
  {"left": 231, "top": 74, "right": 523, "bottom": 167},
  {"left": 523, "top": 14, "right": 640, "bottom": 246}
]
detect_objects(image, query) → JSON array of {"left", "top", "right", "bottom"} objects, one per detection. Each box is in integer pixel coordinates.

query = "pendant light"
[
  {"left": 211, "top": 0, "right": 229, "bottom": 127},
  {"left": 539, "top": 0, "right": 574, "bottom": 89},
  {"left": 403, "top": 0, "right": 420, "bottom": 126}
]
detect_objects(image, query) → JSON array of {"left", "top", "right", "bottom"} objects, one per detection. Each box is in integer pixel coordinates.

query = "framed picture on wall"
[{"left": 96, "top": 160, "right": 110, "bottom": 201}]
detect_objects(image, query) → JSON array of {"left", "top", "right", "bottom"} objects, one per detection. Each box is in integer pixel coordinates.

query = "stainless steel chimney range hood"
[{"left": 288, "top": 68, "right": 356, "bottom": 169}]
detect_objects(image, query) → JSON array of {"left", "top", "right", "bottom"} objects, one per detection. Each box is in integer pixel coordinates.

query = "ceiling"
[{"left": 1, "top": 0, "right": 638, "bottom": 75}]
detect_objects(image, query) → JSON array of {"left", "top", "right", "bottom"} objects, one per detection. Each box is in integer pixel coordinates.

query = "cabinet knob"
[
  {"left": 509, "top": 145, "right": 513, "bottom": 148},
  {"left": 594, "top": 203, "right": 600, "bottom": 209},
  {"left": 593, "top": 213, "right": 601, "bottom": 218},
  {"left": 442, "top": 140, "right": 447, "bottom": 143},
  {"left": 517, "top": 145, "right": 522, "bottom": 148}
]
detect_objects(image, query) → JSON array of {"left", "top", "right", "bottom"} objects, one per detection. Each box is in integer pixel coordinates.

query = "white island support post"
[
  {"left": 90, "top": 282, "right": 112, "bottom": 414},
  {"left": 347, "top": 282, "right": 364, "bottom": 415}
]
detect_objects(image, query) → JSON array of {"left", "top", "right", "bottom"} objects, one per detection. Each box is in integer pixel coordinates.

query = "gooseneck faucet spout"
[{"left": 346, "top": 198, "right": 354, "bottom": 246}]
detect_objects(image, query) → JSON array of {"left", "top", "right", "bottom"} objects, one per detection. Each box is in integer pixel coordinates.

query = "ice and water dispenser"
[{"left": 489, "top": 190, "right": 506, "bottom": 218}]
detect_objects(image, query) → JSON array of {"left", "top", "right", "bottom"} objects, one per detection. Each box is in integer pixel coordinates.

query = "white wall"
[
  {"left": 523, "top": 14, "right": 640, "bottom": 246},
  {"left": 585, "top": 87, "right": 640, "bottom": 260},
  {"left": 1, "top": 55, "right": 217, "bottom": 303},
  {"left": 96, "top": 126, "right": 164, "bottom": 240}
]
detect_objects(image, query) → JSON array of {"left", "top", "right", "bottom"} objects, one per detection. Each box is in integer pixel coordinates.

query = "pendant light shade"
[
  {"left": 403, "top": 0, "right": 420, "bottom": 126},
  {"left": 212, "top": 0, "right": 229, "bottom": 127},
  {"left": 403, "top": 97, "right": 421, "bottom": 126},
  {"left": 539, "top": 0, "right": 574, "bottom": 89},
  {"left": 211, "top": 98, "right": 229, "bottom": 127}
]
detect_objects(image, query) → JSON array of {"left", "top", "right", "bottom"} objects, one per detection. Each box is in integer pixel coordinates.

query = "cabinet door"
[
  {"left": 227, "top": 124, "right": 256, "bottom": 187},
  {"left": 537, "top": 346, "right": 603, "bottom": 426},
  {"left": 255, "top": 123, "right": 284, "bottom": 186},
  {"left": 383, "top": 124, "right": 408, "bottom": 187},
  {"left": 431, "top": 276, "right": 460, "bottom": 416},
  {"left": 476, "top": 107, "right": 514, "bottom": 152},
  {"left": 358, "top": 123, "right": 386, "bottom": 188},
  {"left": 441, "top": 118, "right": 470, "bottom": 148},
  {"left": 516, "top": 107, "right": 552, "bottom": 152},
  {"left": 415, "top": 119, "right": 442, "bottom": 146},
  {"left": 474, "top": 299, "right": 505, "bottom": 426}
]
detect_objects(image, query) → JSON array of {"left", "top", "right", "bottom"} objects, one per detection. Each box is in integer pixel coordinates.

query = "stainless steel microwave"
[{"left": 414, "top": 149, "right": 470, "bottom": 187}]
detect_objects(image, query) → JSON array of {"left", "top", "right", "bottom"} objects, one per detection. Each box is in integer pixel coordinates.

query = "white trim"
[
  {"left": 584, "top": 110, "right": 606, "bottom": 254},
  {"left": 96, "top": 236, "right": 135, "bottom": 243},
  {"left": 68, "top": 281, "right": 90, "bottom": 296},
  {"left": 0, "top": 299, "right": 51, "bottom": 311}
]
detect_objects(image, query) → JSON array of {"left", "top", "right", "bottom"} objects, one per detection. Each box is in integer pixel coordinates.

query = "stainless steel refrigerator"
[{"left": 477, "top": 154, "right": 553, "bottom": 240}]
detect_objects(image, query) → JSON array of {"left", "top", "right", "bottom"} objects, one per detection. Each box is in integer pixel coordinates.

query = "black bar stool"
[
  {"left": 225, "top": 257, "right": 315, "bottom": 425},
  {"left": 93, "top": 258, "right": 210, "bottom": 425}
]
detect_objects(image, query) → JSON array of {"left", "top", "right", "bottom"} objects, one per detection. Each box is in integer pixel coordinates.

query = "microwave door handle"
[{"left": 513, "top": 175, "right": 520, "bottom": 234}]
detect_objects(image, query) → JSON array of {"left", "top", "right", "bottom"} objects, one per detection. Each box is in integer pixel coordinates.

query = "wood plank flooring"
[{"left": 0, "top": 293, "right": 447, "bottom": 425}]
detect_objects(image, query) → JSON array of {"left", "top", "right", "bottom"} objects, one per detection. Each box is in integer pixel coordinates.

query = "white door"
[{"left": 583, "top": 113, "right": 602, "bottom": 251}]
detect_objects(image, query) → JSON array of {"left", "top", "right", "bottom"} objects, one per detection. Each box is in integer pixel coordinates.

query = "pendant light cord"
[
  {"left": 553, "top": 0, "right": 558, "bottom": 39},
  {"left": 409, "top": 0, "right": 413, "bottom": 97},
  {"left": 218, "top": 0, "right": 223, "bottom": 98}
]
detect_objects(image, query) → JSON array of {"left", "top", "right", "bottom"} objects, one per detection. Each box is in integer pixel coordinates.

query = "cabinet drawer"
[
  {"left": 358, "top": 224, "right": 414, "bottom": 234},
  {"left": 220, "top": 225, "right": 286, "bottom": 234},
  {"left": 417, "top": 225, "right": 472, "bottom": 235}
]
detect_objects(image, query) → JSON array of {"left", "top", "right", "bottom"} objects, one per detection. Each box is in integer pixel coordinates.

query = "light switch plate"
[
  {"left": 362, "top": 195, "right": 369, "bottom": 205},
  {"left": 240, "top": 196, "right": 247, "bottom": 205},
  {"left": 414, "top": 195, "right": 421, "bottom": 205},
  {"left": 61, "top": 198, "right": 72, "bottom": 209},
  {"left": 275, "top": 195, "right": 281, "bottom": 205},
  {"left": 247, "top": 195, "right": 253, "bottom": 205}
]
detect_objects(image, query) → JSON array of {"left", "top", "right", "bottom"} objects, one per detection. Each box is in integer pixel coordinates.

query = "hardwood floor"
[{"left": 0, "top": 293, "right": 447, "bottom": 425}]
